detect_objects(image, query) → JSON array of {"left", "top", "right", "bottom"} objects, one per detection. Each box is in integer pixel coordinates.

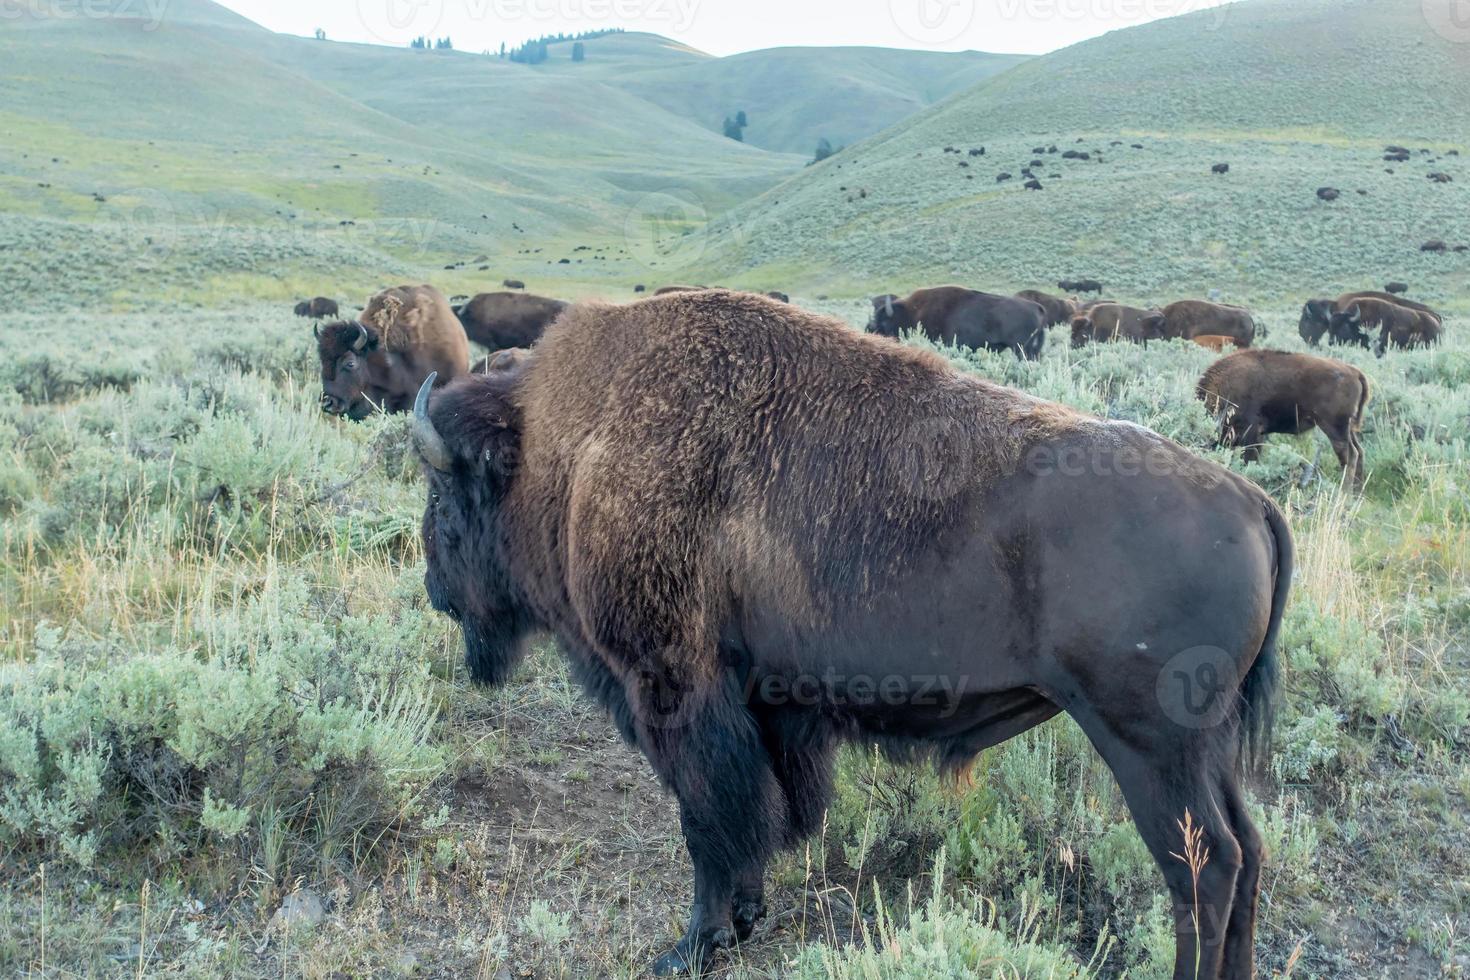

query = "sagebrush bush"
[{"left": 0, "top": 571, "right": 447, "bottom": 871}]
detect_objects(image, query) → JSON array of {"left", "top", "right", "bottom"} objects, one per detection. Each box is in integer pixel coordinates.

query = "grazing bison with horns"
[
  {"left": 1299, "top": 292, "right": 1442, "bottom": 348},
  {"left": 1333, "top": 297, "right": 1443, "bottom": 356},
  {"left": 452, "top": 291, "right": 568, "bottom": 353},
  {"left": 412, "top": 290, "right": 1292, "bottom": 978},
  {"left": 317, "top": 284, "right": 468, "bottom": 420},
  {"left": 1199, "top": 350, "right": 1370, "bottom": 488},
  {"left": 869, "top": 286, "right": 1047, "bottom": 360}
]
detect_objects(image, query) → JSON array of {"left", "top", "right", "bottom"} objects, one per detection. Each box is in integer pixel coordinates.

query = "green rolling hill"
[
  {"left": 701, "top": 0, "right": 1470, "bottom": 308},
  {"left": 0, "top": 1, "right": 1031, "bottom": 309}
]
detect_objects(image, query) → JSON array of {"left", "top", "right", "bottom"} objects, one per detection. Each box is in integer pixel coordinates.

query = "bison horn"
[
  {"left": 352, "top": 323, "right": 370, "bottom": 351},
  {"left": 884, "top": 295, "right": 894, "bottom": 318},
  {"left": 412, "top": 372, "right": 453, "bottom": 472}
]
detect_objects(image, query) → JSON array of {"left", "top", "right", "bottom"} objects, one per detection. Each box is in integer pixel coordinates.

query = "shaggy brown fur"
[
  {"left": 1159, "top": 300, "right": 1256, "bottom": 347},
  {"left": 416, "top": 290, "right": 1292, "bottom": 978},
  {"left": 1015, "top": 289, "right": 1079, "bottom": 327},
  {"left": 453, "top": 291, "right": 568, "bottom": 351},
  {"left": 317, "top": 284, "right": 468, "bottom": 420},
  {"left": 1199, "top": 349, "right": 1371, "bottom": 488},
  {"left": 1069, "top": 303, "right": 1166, "bottom": 346}
]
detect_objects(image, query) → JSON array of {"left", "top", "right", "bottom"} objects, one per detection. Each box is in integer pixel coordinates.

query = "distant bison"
[
  {"left": 1024, "top": 179, "right": 1043, "bottom": 191},
  {"left": 1212, "top": 163, "right": 1230, "bottom": 174},
  {"left": 1427, "top": 172, "right": 1453, "bottom": 183},
  {"left": 1384, "top": 150, "right": 1410, "bottom": 162},
  {"left": 294, "top": 296, "right": 339, "bottom": 319},
  {"left": 1199, "top": 349, "right": 1370, "bottom": 487},
  {"left": 1330, "top": 298, "right": 1442, "bottom": 356},
  {"left": 1157, "top": 300, "right": 1257, "bottom": 348},
  {"left": 1385, "top": 281, "right": 1408, "bottom": 294},
  {"left": 454, "top": 292, "right": 568, "bottom": 352},
  {"left": 1069, "top": 304, "right": 1166, "bottom": 347},
  {"left": 764, "top": 291, "right": 790, "bottom": 303},
  {"left": 996, "top": 172, "right": 1013, "bottom": 182},
  {"left": 870, "top": 286, "right": 1046, "bottom": 360},
  {"left": 502, "top": 279, "right": 526, "bottom": 290},
  {"left": 1058, "top": 278, "right": 1103, "bottom": 294},
  {"left": 634, "top": 284, "right": 646, "bottom": 293},
  {"left": 1015, "top": 289, "right": 1078, "bottom": 328},
  {"left": 1421, "top": 240, "right": 1447, "bottom": 253},
  {"left": 1316, "top": 187, "right": 1340, "bottom": 202},
  {"left": 318, "top": 284, "right": 468, "bottom": 421},
  {"left": 1299, "top": 291, "right": 1441, "bottom": 348}
]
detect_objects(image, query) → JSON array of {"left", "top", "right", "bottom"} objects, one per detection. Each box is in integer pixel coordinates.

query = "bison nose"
[{"left": 320, "top": 393, "right": 342, "bottom": 415}]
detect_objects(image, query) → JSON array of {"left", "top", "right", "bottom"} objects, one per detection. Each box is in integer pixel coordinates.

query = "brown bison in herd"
[
  {"left": 870, "top": 286, "right": 1047, "bottom": 359},
  {"left": 1298, "top": 291, "right": 1442, "bottom": 351},
  {"left": 1069, "top": 302, "right": 1166, "bottom": 346},
  {"left": 293, "top": 296, "right": 339, "bottom": 319},
  {"left": 317, "top": 284, "right": 468, "bottom": 420},
  {"left": 411, "top": 289, "right": 1291, "bottom": 978},
  {"left": 1199, "top": 349, "right": 1371, "bottom": 488},
  {"left": 452, "top": 291, "right": 568, "bottom": 352}
]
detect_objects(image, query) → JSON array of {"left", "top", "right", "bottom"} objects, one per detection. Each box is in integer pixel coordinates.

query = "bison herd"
[{"left": 295, "top": 276, "right": 1446, "bottom": 978}]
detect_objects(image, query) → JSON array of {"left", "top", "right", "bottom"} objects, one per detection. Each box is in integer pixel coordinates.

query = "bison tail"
[
  {"left": 1240, "top": 495, "right": 1293, "bottom": 773},
  {"left": 1355, "top": 370, "right": 1372, "bottom": 427}
]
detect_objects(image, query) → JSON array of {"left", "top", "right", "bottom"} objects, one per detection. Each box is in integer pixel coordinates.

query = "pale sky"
[{"left": 216, "top": 0, "right": 1236, "bottom": 57}]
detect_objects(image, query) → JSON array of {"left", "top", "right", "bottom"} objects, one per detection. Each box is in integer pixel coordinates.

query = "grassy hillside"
[
  {"left": 703, "top": 0, "right": 1470, "bottom": 305},
  {"left": 0, "top": 6, "right": 1031, "bottom": 311},
  {"left": 617, "top": 46, "right": 1028, "bottom": 154}
]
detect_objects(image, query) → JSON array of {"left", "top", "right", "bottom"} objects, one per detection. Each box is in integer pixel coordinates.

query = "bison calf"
[{"left": 1199, "top": 349, "right": 1370, "bottom": 487}]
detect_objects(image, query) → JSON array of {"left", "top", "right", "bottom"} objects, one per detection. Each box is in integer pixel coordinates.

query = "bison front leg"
[{"left": 637, "top": 682, "right": 784, "bottom": 975}]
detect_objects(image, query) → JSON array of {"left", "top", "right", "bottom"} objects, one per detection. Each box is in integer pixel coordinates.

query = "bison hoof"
[
  {"left": 732, "top": 897, "right": 767, "bottom": 942},
  {"left": 647, "top": 926, "right": 734, "bottom": 976}
]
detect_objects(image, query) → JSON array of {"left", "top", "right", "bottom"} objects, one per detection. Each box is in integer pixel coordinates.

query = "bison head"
[
  {"left": 316, "top": 320, "right": 386, "bottom": 420},
  {"left": 1139, "top": 311, "right": 1168, "bottom": 341},
  {"left": 1327, "top": 304, "right": 1372, "bottom": 349},
  {"left": 868, "top": 294, "right": 914, "bottom": 337},
  {"left": 1298, "top": 299, "right": 1333, "bottom": 345},
  {"left": 1068, "top": 313, "right": 1094, "bottom": 348},
  {"left": 413, "top": 353, "right": 537, "bottom": 686}
]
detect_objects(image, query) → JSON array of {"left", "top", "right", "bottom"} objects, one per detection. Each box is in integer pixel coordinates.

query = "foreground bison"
[
  {"left": 1158, "top": 300, "right": 1257, "bottom": 347},
  {"left": 1298, "top": 291, "right": 1441, "bottom": 348},
  {"left": 1199, "top": 349, "right": 1370, "bottom": 487},
  {"left": 453, "top": 291, "right": 568, "bottom": 352},
  {"left": 1015, "top": 288, "right": 1078, "bottom": 327},
  {"left": 317, "top": 284, "right": 468, "bottom": 420},
  {"left": 870, "top": 286, "right": 1046, "bottom": 359},
  {"left": 413, "top": 290, "right": 1291, "bottom": 978},
  {"left": 1069, "top": 303, "right": 1166, "bottom": 346}
]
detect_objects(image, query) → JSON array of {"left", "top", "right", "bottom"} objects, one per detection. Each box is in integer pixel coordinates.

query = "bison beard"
[{"left": 413, "top": 291, "right": 1292, "bottom": 979}]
